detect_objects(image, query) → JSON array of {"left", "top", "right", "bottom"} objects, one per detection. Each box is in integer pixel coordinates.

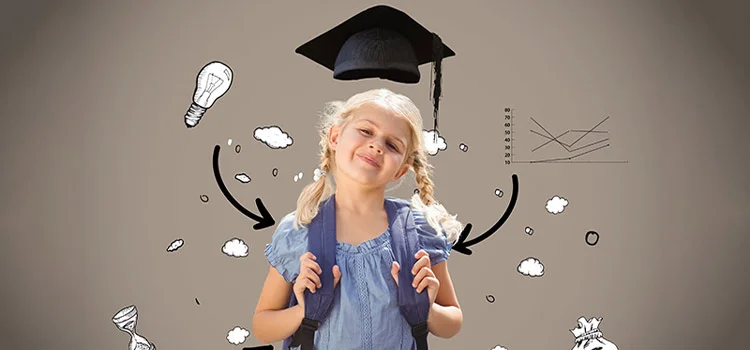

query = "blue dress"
[{"left": 264, "top": 204, "right": 453, "bottom": 350}]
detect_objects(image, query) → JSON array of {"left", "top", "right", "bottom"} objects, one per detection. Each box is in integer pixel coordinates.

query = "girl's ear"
[
  {"left": 393, "top": 163, "right": 409, "bottom": 180},
  {"left": 328, "top": 125, "right": 341, "bottom": 150}
]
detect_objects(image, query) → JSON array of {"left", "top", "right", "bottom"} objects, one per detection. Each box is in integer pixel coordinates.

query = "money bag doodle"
[{"left": 570, "top": 316, "right": 618, "bottom": 350}]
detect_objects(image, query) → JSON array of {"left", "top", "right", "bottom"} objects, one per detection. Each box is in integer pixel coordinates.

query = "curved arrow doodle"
[
  {"left": 213, "top": 145, "right": 275, "bottom": 230},
  {"left": 452, "top": 174, "right": 519, "bottom": 255}
]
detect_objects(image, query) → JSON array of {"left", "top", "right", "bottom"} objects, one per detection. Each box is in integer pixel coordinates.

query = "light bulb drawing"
[{"left": 184, "top": 61, "right": 233, "bottom": 128}]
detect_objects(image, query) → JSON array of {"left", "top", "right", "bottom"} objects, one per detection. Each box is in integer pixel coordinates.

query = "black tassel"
[{"left": 430, "top": 33, "right": 443, "bottom": 144}]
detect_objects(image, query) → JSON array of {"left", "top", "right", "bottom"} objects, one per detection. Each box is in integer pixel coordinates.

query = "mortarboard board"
[{"left": 295, "top": 5, "right": 456, "bottom": 140}]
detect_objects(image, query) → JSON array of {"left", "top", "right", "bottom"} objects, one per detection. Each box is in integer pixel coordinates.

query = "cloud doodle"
[
  {"left": 222, "top": 238, "right": 249, "bottom": 258},
  {"left": 517, "top": 257, "right": 544, "bottom": 277},
  {"left": 254, "top": 125, "right": 293, "bottom": 149}
]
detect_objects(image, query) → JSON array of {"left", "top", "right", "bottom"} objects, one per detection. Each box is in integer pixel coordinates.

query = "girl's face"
[{"left": 329, "top": 103, "right": 412, "bottom": 190}]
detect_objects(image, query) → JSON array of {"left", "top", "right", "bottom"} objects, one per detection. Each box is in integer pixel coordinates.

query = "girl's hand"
[
  {"left": 390, "top": 250, "right": 439, "bottom": 307},
  {"left": 293, "top": 252, "right": 341, "bottom": 309}
]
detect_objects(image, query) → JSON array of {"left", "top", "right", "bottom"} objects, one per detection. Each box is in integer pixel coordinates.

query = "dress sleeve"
[
  {"left": 412, "top": 209, "right": 453, "bottom": 266},
  {"left": 263, "top": 212, "right": 308, "bottom": 283}
]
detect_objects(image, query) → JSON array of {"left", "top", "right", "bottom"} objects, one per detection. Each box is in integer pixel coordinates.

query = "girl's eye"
[{"left": 360, "top": 128, "right": 400, "bottom": 152}]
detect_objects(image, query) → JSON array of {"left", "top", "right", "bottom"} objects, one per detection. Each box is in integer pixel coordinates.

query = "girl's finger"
[
  {"left": 301, "top": 267, "right": 322, "bottom": 288},
  {"left": 412, "top": 267, "right": 434, "bottom": 288},
  {"left": 301, "top": 259, "right": 323, "bottom": 275},
  {"left": 300, "top": 252, "right": 316, "bottom": 262},
  {"left": 391, "top": 262, "right": 400, "bottom": 287},
  {"left": 416, "top": 277, "right": 438, "bottom": 294},
  {"left": 411, "top": 255, "right": 430, "bottom": 275},
  {"left": 306, "top": 279, "right": 317, "bottom": 293}
]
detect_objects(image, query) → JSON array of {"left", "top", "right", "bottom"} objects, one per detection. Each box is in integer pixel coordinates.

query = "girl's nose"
[{"left": 369, "top": 143, "right": 383, "bottom": 154}]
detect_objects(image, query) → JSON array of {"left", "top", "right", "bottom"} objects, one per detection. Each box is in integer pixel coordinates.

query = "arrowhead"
[
  {"left": 252, "top": 198, "right": 275, "bottom": 230},
  {"left": 451, "top": 223, "right": 474, "bottom": 255}
]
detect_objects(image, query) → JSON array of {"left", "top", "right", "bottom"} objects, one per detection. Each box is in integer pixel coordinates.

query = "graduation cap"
[{"left": 295, "top": 5, "right": 456, "bottom": 139}]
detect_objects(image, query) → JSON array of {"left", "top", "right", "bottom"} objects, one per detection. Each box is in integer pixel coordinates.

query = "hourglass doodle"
[{"left": 112, "top": 305, "right": 156, "bottom": 350}]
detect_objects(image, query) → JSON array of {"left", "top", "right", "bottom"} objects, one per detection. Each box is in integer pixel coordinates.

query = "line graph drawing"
[{"left": 503, "top": 108, "right": 628, "bottom": 164}]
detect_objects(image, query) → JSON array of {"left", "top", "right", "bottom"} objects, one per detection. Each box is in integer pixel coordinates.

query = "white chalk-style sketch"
[
  {"left": 570, "top": 317, "right": 618, "bottom": 350},
  {"left": 293, "top": 171, "right": 303, "bottom": 182},
  {"left": 254, "top": 125, "right": 294, "bottom": 149},
  {"left": 546, "top": 195, "right": 569, "bottom": 214},
  {"left": 227, "top": 326, "right": 250, "bottom": 345},
  {"left": 313, "top": 168, "right": 325, "bottom": 182},
  {"left": 235, "top": 173, "right": 251, "bottom": 183},
  {"left": 166, "top": 239, "right": 184, "bottom": 252},
  {"left": 517, "top": 257, "right": 544, "bottom": 277},
  {"left": 423, "top": 129, "right": 447, "bottom": 156},
  {"left": 200, "top": 194, "right": 209, "bottom": 203},
  {"left": 458, "top": 143, "right": 468, "bottom": 152},
  {"left": 184, "top": 61, "right": 233, "bottom": 128},
  {"left": 524, "top": 226, "right": 534, "bottom": 235},
  {"left": 494, "top": 188, "right": 504, "bottom": 198},
  {"left": 228, "top": 138, "right": 233, "bottom": 146},
  {"left": 491, "top": 346, "right": 508, "bottom": 350},
  {"left": 112, "top": 305, "right": 156, "bottom": 350},
  {"left": 222, "top": 238, "right": 249, "bottom": 258}
]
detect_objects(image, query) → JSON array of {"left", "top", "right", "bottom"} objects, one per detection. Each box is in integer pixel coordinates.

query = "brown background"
[{"left": 1, "top": 0, "right": 749, "bottom": 349}]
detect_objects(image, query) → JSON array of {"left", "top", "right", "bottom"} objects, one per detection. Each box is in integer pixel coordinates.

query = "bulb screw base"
[{"left": 184, "top": 102, "right": 207, "bottom": 128}]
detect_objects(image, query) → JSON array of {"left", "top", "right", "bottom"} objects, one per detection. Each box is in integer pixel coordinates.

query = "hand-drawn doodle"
[
  {"left": 505, "top": 108, "right": 628, "bottom": 164},
  {"left": 546, "top": 195, "right": 568, "bottom": 214},
  {"left": 212, "top": 145, "right": 275, "bottom": 230},
  {"left": 200, "top": 194, "right": 209, "bottom": 203},
  {"left": 272, "top": 168, "right": 278, "bottom": 177},
  {"left": 586, "top": 231, "right": 600, "bottom": 246},
  {"left": 485, "top": 295, "right": 495, "bottom": 303},
  {"left": 112, "top": 305, "right": 156, "bottom": 350},
  {"left": 222, "top": 238, "right": 249, "bottom": 258},
  {"left": 517, "top": 257, "right": 544, "bottom": 277},
  {"left": 184, "top": 61, "right": 233, "bottom": 128},
  {"left": 227, "top": 326, "right": 251, "bottom": 345},
  {"left": 254, "top": 126, "right": 293, "bottom": 149},
  {"left": 235, "top": 144, "right": 242, "bottom": 153},
  {"left": 570, "top": 316, "right": 618, "bottom": 350},
  {"left": 313, "top": 168, "right": 325, "bottom": 182},
  {"left": 423, "top": 129, "right": 447, "bottom": 156},
  {"left": 491, "top": 345, "right": 508, "bottom": 350},
  {"left": 452, "top": 174, "right": 519, "bottom": 255},
  {"left": 524, "top": 226, "right": 534, "bottom": 235},
  {"left": 494, "top": 188, "right": 504, "bottom": 198},
  {"left": 235, "top": 173, "right": 251, "bottom": 183},
  {"left": 458, "top": 143, "right": 468, "bottom": 152},
  {"left": 293, "top": 172, "right": 304, "bottom": 182},
  {"left": 195, "top": 298, "right": 200, "bottom": 305},
  {"left": 166, "top": 239, "right": 184, "bottom": 252},
  {"left": 228, "top": 139, "right": 233, "bottom": 146}
]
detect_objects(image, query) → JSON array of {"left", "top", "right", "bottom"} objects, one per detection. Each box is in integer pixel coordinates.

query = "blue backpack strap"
[
  {"left": 386, "top": 198, "right": 431, "bottom": 350},
  {"left": 285, "top": 194, "right": 338, "bottom": 350}
]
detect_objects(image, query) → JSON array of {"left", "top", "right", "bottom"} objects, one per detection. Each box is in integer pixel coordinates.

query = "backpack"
[{"left": 282, "top": 194, "right": 432, "bottom": 350}]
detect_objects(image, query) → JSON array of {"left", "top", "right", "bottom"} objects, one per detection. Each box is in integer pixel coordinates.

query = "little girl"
[{"left": 252, "top": 88, "right": 464, "bottom": 349}]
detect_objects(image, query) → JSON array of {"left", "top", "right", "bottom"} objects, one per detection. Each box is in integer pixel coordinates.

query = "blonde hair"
[{"left": 293, "top": 88, "right": 462, "bottom": 243}]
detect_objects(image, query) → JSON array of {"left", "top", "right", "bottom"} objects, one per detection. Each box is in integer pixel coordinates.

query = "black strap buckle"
[
  {"left": 290, "top": 318, "right": 320, "bottom": 349},
  {"left": 411, "top": 322, "right": 428, "bottom": 337},
  {"left": 412, "top": 322, "right": 429, "bottom": 350}
]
